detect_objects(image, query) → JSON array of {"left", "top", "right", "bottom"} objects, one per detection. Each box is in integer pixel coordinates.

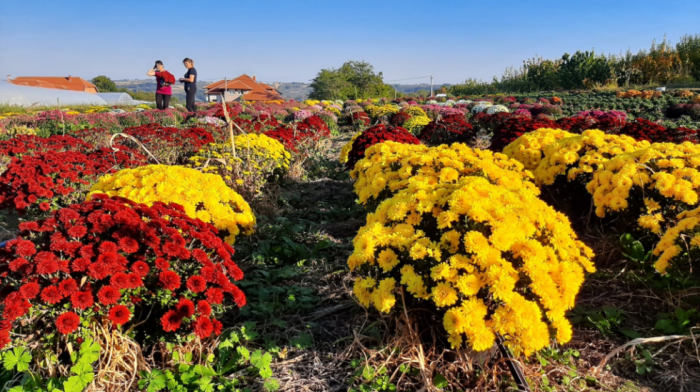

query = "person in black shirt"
[{"left": 180, "top": 58, "right": 197, "bottom": 112}]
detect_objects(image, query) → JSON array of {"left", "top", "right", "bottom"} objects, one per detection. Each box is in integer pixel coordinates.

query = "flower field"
[{"left": 0, "top": 93, "right": 699, "bottom": 391}]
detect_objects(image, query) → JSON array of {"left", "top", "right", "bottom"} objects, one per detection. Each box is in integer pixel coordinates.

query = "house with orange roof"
[
  {"left": 8, "top": 76, "right": 98, "bottom": 93},
  {"left": 204, "top": 74, "right": 282, "bottom": 102}
]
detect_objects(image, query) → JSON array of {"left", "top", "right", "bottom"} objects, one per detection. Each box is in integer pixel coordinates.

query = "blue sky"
[{"left": 1, "top": 0, "right": 699, "bottom": 85}]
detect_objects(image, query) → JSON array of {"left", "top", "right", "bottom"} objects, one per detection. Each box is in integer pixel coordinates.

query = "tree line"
[
  {"left": 308, "top": 61, "right": 397, "bottom": 100},
  {"left": 450, "top": 34, "right": 700, "bottom": 95}
]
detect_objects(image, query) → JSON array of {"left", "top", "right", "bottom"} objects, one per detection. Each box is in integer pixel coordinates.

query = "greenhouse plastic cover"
[
  {"left": 0, "top": 81, "right": 107, "bottom": 107},
  {"left": 96, "top": 92, "right": 135, "bottom": 104}
]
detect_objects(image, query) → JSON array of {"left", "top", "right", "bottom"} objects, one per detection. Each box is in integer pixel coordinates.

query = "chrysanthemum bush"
[
  {"left": 530, "top": 129, "right": 648, "bottom": 187},
  {"left": 189, "top": 133, "right": 290, "bottom": 209},
  {"left": 349, "top": 175, "right": 595, "bottom": 356},
  {"left": 653, "top": 206, "right": 700, "bottom": 278},
  {"left": 339, "top": 132, "right": 362, "bottom": 165},
  {"left": 417, "top": 114, "right": 476, "bottom": 146},
  {"left": 88, "top": 165, "right": 255, "bottom": 244},
  {"left": 120, "top": 123, "right": 216, "bottom": 165},
  {"left": 351, "top": 141, "right": 538, "bottom": 209},
  {"left": 586, "top": 142, "right": 700, "bottom": 235},
  {"left": 344, "top": 124, "right": 420, "bottom": 170},
  {"left": 0, "top": 194, "right": 245, "bottom": 353},
  {"left": 0, "top": 148, "right": 147, "bottom": 219},
  {"left": 502, "top": 128, "right": 575, "bottom": 171}
]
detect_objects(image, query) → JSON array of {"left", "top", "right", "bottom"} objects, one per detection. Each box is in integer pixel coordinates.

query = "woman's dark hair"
[
  {"left": 155, "top": 60, "right": 163, "bottom": 66},
  {"left": 183, "top": 58, "right": 194, "bottom": 65}
]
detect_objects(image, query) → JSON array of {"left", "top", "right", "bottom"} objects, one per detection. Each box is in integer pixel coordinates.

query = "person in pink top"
[{"left": 146, "top": 60, "right": 172, "bottom": 109}]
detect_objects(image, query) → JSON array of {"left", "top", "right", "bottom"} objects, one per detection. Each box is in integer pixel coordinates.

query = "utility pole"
[
  {"left": 430, "top": 75, "right": 433, "bottom": 97},
  {"left": 224, "top": 77, "right": 228, "bottom": 103}
]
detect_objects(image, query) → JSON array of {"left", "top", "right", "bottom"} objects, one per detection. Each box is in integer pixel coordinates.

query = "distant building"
[
  {"left": 7, "top": 76, "right": 98, "bottom": 93},
  {"left": 204, "top": 74, "right": 282, "bottom": 102}
]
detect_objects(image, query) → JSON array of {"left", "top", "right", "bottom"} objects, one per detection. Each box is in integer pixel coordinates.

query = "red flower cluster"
[
  {"left": 121, "top": 123, "right": 215, "bottom": 163},
  {"left": 264, "top": 116, "right": 330, "bottom": 153},
  {"left": 0, "top": 135, "right": 93, "bottom": 157},
  {"left": 418, "top": 114, "right": 476, "bottom": 146},
  {"left": 0, "top": 148, "right": 147, "bottom": 216},
  {"left": 390, "top": 112, "right": 411, "bottom": 127},
  {"left": 613, "top": 118, "right": 697, "bottom": 143},
  {"left": 0, "top": 194, "right": 246, "bottom": 347},
  {"left": 345, "top": 124, "right": 420, "bottom": 170},
  {"left": 489, "top": 117, "right": 558, "bottom": 152},
  {"left": 351, "top": 111, "right": 371, "bottom": 127}
]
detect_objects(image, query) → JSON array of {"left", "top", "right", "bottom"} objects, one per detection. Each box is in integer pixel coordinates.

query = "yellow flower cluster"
[
  {"left": 586, "top": 142, "right": 700, "bottom": 223},
  {"left": 402, "top": 115, "right": 431, "bottom": 134},
  {"left": 402, "top": 106, "right": 428, "bottom": 118},
  {"left": 653, "top": 206, "right": 700, "bottom": 274},
  {"left": 190, "top": 133, "right": 290, "bottom": 175},
  {"left": 351, "top": 141, "right": 538, "bottom": 207},
  {"left": 349, "top": 175, "right": 595, "bottom": 356},
  {"left": 503, "top": 128, "right": 575, "bottom": 171},
  {"left": 303, "top": 99, "right": 321, "bottom": 106},
  {"left": 89, "top": 165, "right": 256, "bottom": 244},
  {"left": 365, "top": 104, "right": 400, "bottom": 118},
  {"left": 324, "top": 106, "right": 341, "bottom": 116},
  {"left": 339, "top": 132, "right": 362, "bottom": 165},
  {"left": 532, "top": 130, "right": 647, "bottom": 186}
]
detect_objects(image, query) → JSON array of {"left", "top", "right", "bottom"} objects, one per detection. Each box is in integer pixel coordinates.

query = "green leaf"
[
  {"left": 264, "top": 379, "right": 280, "bottom": 391},
  {"left": 192, "top": 364, "right": 217, "bottom": 378},
  {"left": 64, "top": 372, "right": 94, "bottom": 392},
  {"left": 433, "top": 374, "right": 448, "bottom": 389},
  {"left": 4, "top": 347, "right": 32, "bottom": 372},
  {"left": 70, "top": 361, "right": 93, "bottom": 376},
  {"left": 78, "top": 338, "right": 101, "bottom": 364},
  {"left": 237, "top": 346, "right": 250, "bottom": 361}
]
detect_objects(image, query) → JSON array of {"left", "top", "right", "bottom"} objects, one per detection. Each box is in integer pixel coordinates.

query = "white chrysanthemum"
[{"left": 486, "top": 105, "right": 510, "bottom": 115}]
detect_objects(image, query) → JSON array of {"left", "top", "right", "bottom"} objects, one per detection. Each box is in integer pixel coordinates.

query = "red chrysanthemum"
[
  {"left": 19, "top": 282, "right": 40, "bottom": 299},
  {"left": 118, "top": 237, "right": 139, "bottom": 254},
  {"left": 99, "top": 241, "right": 118, "bottom": 254},
  {"left": 176, "top": 298, "right": 195, "bottom": 317},
  {"left": 72, "top": 257, "right": 91, "bottom": 272},
  {"left": 192, "top": 249, "right": 209, "bottom": 264},
  {"left": 9, "top": 257, "right": 30, "bottom": 273},
  {"left": 97, "top": 286, "right": 121, "bottom": 305},
  {"left": 160, "top": 310, "right": 182, "bottom": 332},
  {"left": 212, "top": 319, "right": 223, "bottom": 336},
  {"left": 67, "top": 225, "right": 88, "bottom": 238},
  {"left": 110, "top": 273, "right": 129, "bottom": 289},
  {"left": 127, "top": 273, "right": 142, "bottom": 289},
  {"left": 159, "top": 271, "right": 181, "bottom": 291},
  {"left": 197, "top": 300, "right": 212, "bottom": 317},
  {"left": 55, "top": 311, "right": 80, "bottom": 334},
  {"left": 40, "top": 286, "right": 64, "bottom": 305},
  {"left": 205, "top": 288, "right": 224, "bottom": 305},
  {"left": 58, "top": 278, "right": 79, "bottom": 296},
  {"left": 71, "top": 290, "right": 94, "bottom": 310},
  {"left": 193, "top": 316, "right": 214, "bottom": 339},
  {"left": 108, "top": 305, "right": 131, "bottom": 326},
  {"left": 186, "top": 276, "right": 207, "bottom": 293},
  {"left": 155, "top": 258, "right": 170, "bottom": 270},
  {"left": 87, "top": 262, "right": 110, "bottom": 280},
  {"left": 131, "top": 261, "right": 149, "bottom": 277},
  {"left": 13, "top": 239, "right": 37, "bottom": 257}
]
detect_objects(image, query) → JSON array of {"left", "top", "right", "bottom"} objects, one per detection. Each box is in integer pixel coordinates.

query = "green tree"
[
  {"left": 524, "top": 57, "right": 560, "bottom": 90},
  {"left": 308, "top": 60, "right": 396, "bottom": 100},
  {"left": 677, "top": 34, "right": 700, "bottom": 80},
  {"left": 91, "top": 75, "right": 118, "bottom": 92}
]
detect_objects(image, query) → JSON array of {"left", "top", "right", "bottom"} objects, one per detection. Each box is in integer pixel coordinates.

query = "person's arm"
[
  {"left": 181, "top": 69, "right": 196, "bottom": 83},
  {"left": 147, "top": 69, "right": 156, "bottom": 77}
]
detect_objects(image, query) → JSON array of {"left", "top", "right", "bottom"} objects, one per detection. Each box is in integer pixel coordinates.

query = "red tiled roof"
[
  {"left": 10, "top": 76, "right": 98, "bottom": 92},
  {"left": 205, "top": 74, "right": 283, "bottom": 100}
]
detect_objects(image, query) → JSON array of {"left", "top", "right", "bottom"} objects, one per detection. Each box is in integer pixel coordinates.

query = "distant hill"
[
  {"left": 391, "top": 83, "right": 453, "bottom": 95},
  {"left": 113, "top": 80, "right": 450, "bottom": 101}
]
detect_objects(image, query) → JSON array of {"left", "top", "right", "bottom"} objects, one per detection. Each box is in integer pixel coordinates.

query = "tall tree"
[
  {"left": 91, "top": 75, "right": 118, "bottom": 92},
  {"left": 309, "top": 60, "right": 396, "bottom": 100}
]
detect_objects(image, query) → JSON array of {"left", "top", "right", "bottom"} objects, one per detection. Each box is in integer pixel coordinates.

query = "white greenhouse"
[{"left": 0, "top": 81, "right": 107, "bottom": 107}]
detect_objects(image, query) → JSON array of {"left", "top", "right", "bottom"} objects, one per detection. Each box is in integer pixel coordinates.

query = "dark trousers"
[
  {"left": 186, "top": 86, "right": 197, "bottom": 112},
  {"left": 156, "top": 93, "right": 171, "bottom": 110}
]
